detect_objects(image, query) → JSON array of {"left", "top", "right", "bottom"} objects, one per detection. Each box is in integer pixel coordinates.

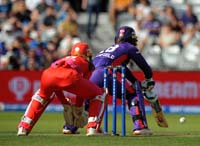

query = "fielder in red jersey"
[{"left": 17, "top": 42, "right": 107, "bottom": 136}]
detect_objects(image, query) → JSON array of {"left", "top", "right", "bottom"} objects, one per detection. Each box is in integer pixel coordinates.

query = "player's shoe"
[
  {"left": 17, "top": 127, "right": 29, "bottom": 136},
  {"left": 133, "top": 128, "right": 153, "bottom": 136},
  {"left": 86, "top": 127, "right": 104, "bottom": 136},
  {"left": 63, "top": 125, "right": 80, "bottom": 134}
]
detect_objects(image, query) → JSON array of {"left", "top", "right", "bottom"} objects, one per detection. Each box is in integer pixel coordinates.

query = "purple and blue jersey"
[
  {"left": 90, "top": 42, "right": 152, "bottom": 99},
  {"left": 91, "top": 42, "right": 152, "bottom": 86}
]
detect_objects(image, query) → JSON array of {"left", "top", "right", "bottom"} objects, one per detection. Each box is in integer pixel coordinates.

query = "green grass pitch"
[{"left": 0, "top": 112, "right": 200, "bottom": 146}]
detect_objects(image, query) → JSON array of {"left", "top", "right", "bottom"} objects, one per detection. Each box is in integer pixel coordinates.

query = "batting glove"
[{"left": 141, "top": 78, "right": 155, "bottom": 91}]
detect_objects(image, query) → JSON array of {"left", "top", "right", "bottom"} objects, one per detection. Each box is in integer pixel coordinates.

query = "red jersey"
[{"left": 51, "top": 56, "right": 92, "bottom": 79}]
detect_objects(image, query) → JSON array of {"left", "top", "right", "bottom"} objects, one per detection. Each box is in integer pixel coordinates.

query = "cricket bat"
[{"left": 150, "top": 99, "right": 168, "bottom": 128}]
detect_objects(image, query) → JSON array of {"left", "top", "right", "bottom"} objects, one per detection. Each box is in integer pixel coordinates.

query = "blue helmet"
[{"left": 115, "top": 26, "right": 138, "bottom": 46}]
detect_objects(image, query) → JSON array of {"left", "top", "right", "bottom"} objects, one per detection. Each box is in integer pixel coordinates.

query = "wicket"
[{"left": 103, "top": 66, "right": 126, "bottom": 136}]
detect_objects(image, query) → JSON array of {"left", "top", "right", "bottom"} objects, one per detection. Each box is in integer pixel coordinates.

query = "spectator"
[
  {"left": 12, "top": 0, "right": 31, "bottom": 26},
  {"left": 82, "top": 0, "right": 101, "bottom": 38},
  {"left": 158, "top": 5, "right": 183, "bottom": 46},
  {"left": 29, "top": 9, "right": 41, "bottom": 29},
  {"left": 58, "top": 3, "right": 78, "bottom": 37},
  {"left": 25, "top": 0, "right": 41, "bottom": 11},
  {"left": 158, "top": 23, "right": 181, "bottom": 49},
  {"left": 21, "top": 49, "right": 40, "bottom": 70},
  {"left": 57, "top": 3, "right": 80, "bottom": 58},
  {"left": 56, "top": 1, "right": 77, "bottom": 25},
  {"left": 41, "top": 41, "right": 58, "bottom": 68},
  {"left": 142, "top": 10, "right": 162, "bottom": 45},
  {"left": 143, "top": 11, "right": 162, "bottom": 37},
  {"left": 0, "top": 0, "right": 12, "bottom": 23},
  {"left": 57, "top": 34, "right": 81, "bottom": 58},
  {"left": 158, "top": 5, "right": 180, "bottom": 26},
  {"left": 182, "top": 24, "right": 200, "bottom": 47},
  {"left": 36, "top": 0, "right": 48, "bottom": 14},
  {"left": 180, "top": 4, "right": 198, "bottom": 27},
  {"left": 6, "top": 36, "right": 29, "bottom": 70},
  {"left": 135, "top": 0, "right": 151, "bottom": 21},
  {"left": 40, "top": 5, "right": 57, "bottom": 42},
  {"left": 109, "top": 0, "right": 133, "bottom": 31},
  {"left": 0, "top": 20, "right": 15, "bottom": 47}
]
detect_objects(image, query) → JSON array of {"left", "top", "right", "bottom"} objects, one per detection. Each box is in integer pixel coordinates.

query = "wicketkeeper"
[{"left": 17, "top": 42, "right": 107, "bottom": 136}]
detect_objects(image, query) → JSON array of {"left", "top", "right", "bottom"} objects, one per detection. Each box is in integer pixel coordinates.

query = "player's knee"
[{"left": 94, "top": 91, "right": 107, "bottom": 102}]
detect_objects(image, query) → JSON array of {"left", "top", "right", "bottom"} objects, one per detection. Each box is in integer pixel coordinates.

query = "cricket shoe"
[
  {"left": 133, "top": 128, "right": 153, "bottom": 136},
  {"left": 63, "top": 125, "right": 80, "bottom": 134},
  {"left": 86, "top": 127, "right": 104, "bottom": 136},
  {"left": 17, "top": 127, "right": 29, "bottom": 136}
]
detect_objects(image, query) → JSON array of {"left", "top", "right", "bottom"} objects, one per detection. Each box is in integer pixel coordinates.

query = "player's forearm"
[
  {"left": 125, "top": 67, "right": 137, "bottom": 83},
  {"left": 132, "top": 54, "right": 153, "bottom": 79}
]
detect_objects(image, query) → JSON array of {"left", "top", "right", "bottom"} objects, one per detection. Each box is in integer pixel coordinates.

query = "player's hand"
[
  {"left": 143, "top": 89, "right": 158, "bottom": 103},
  {"left": 141, "top": 78, "right": 155, "bottom": 91}
]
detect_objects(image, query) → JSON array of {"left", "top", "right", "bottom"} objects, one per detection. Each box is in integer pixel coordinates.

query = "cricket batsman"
[
  {"left": 17, "top": 42, "right": 107, "bottom": 136},
  {"left": 89, "top": 26, "right": 166, "bottom": 135}
]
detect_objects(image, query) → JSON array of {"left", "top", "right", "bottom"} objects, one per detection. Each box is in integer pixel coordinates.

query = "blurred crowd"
[
  {"left": 109, "top": 0, "right": 200, "bottom": 70},
  {"left": 0, "top": 0, "right": 200, "bottom": 71},
  {"left": 0, "top": 0, "right": 81, "bottom": 70}
]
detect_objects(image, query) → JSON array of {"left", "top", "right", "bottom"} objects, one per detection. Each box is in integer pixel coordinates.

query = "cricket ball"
[{"left": 179, "top": 117, "right": 186, "bottom": 123}]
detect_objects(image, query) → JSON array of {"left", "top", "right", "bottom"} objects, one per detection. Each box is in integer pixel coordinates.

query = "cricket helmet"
[
  {"left": 70, "top": 42, "right": 92, "bottom": 61},
  {"left": 115, "top": 26, "right": 138, "bottom": 46}
]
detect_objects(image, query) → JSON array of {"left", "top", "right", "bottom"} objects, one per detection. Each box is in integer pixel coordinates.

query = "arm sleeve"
[
  {"left": 83, "top": 62, "right": 95, "bottom": 79},
  {"left": 83, "top": 71, "right": 93, "bottom": 79},
  {"left": 125, "top": 66, "right": 137, "bottom": 83},
  {"left": 129, "top": 47, "right": 153, "bottom": 79}
]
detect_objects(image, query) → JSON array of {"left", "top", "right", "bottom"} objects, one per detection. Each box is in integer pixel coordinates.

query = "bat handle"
[{"left": 151, "top": 100, "right": 162, "bottom": 113}]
